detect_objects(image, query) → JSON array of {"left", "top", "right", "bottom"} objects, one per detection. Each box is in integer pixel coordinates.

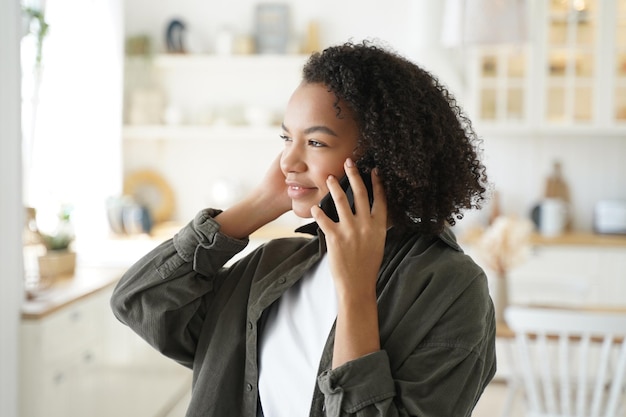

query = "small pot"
[{"left": 38, "top": 250, "right": 76, "bottom": 279}]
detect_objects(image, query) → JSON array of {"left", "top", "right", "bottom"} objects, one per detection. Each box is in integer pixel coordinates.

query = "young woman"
[{"left": 111, "top": 41, "right": 496, "bottom": 417}]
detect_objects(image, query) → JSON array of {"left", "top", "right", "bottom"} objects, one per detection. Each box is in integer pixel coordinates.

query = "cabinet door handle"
[
  {"left": 69, "top": 310, "right": 82, "bottom": 322},
  {"left": 83, "top": 351, "right": 94, "bottom": 363},
  {"left": 53, "top": 371, "right": 66, "bottom": 385}
]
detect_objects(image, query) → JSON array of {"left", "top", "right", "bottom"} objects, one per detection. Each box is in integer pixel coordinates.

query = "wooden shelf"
[
  {"left": 149, "top": 53, "right": 308, "bottom": 69},
  {"left": 123, "top": 124, "right": 282, "bottom": 141}
]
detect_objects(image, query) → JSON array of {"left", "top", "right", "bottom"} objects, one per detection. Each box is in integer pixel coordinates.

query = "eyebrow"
[{"left": 281, "top": 123, "right": 338, "bottom": 137}]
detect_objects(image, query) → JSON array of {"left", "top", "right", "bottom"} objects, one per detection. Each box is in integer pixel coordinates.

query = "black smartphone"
[{"left": 318, "top": 169, "right": 374, "bottom": 222}]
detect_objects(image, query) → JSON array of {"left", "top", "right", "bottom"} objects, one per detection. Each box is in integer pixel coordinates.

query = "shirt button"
[
  {"left": 248, "top": 321, "right": 253, "bottom": 330},
  {"left": 278, "top": 277, "right": 286, "bottom": 284},
  {"left": 246, "top": 383, "right": 253, "bottom": 392}
]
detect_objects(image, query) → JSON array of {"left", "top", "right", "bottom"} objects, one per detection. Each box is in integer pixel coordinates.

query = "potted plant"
[{"left": 38, "top": 206, "right": 76, "bottom": 279}]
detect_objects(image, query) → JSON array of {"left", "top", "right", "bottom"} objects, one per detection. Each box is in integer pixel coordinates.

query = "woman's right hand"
[
  {"left": 249, "top": 152, "right": 293, "bottom": 215},
  {"left": 214, "top": 153, "right": 291, "bottom": 239}
]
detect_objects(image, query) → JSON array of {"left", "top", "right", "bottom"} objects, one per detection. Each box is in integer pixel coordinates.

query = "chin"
[{"left": 292, "top": 202, "right": 315, "bottom": 219}]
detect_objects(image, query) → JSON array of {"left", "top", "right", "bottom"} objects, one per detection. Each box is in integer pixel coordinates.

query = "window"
[{"left": 21, "top": 0, "right": 123, "bottom": 242}]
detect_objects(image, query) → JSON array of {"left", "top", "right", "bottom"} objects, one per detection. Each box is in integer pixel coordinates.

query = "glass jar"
[{"left": 23, "top": 207, "right": 45, "bottom": 294}]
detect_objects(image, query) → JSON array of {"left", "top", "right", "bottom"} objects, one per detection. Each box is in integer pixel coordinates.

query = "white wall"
[
  {"left": 477, "top": 132, "right": 626, "bottom": 232},
  {"left": 0, "top": 0, "right": 23, "bottom": 416},
  {"left": 123, "top": 0, "right": 626, "bottom": 233}
]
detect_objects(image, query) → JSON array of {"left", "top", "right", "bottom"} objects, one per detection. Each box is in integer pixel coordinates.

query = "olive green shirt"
[{"left": 111, "top": 209, "right": 496, "bottom": 417}]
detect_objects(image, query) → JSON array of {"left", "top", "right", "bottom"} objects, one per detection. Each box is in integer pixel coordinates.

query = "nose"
[{"left": 280, "top": 142, "right": 307, "bottom": 174}]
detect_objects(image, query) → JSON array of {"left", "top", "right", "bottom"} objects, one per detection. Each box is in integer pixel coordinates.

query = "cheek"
[
  {"left": 311, "top": 162, "right": 341, "bottom": 187},
  {"left": 324, "top": 159, "right": 350, "bottom": 182},
  {"left": 316, "top": 180, "right": 330, "bottom": 197},
  {"left": 308, "top": 151, "right": 354, "bottom": 191},
  {"left": 311, "top": 169, "right": 330, "bottom": 193}
]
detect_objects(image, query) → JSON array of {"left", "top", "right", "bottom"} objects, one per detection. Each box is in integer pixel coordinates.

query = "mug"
[{"left": 540, "top": 198, "right": 568, "bottom": 237}]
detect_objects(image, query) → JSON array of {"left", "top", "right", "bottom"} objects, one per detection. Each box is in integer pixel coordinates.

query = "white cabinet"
[
  {"left": 541, "top": 0, "right": 598, "bottom": 124},
  {"left": 469, "top": 45, "right": 531, "bottom": 125},
  {"left": 20, "top": 285, "right": 192, "bottom": 417},
  {"left": 507, "top": 245, "right": 601, "bottom": 305},
  {"left": 480, "top": 241, "right": 626, "bottom": 382},
  {"left": 465, "top": 237, "right": 626, "bottom": 307},
  {"left": 595, "top": 247, "right": 626, "bottom": 303},
  {"left": 469, "top": 0, "right": 626, "bottom": 130},
  {"left": 614, "top": 1, "right": 626, "bottom": 120},
  {"left": 504, "top": 244, "right": 626, "bottom": 307},
  {"left": 20, "top": 290, "right": 108, "bottom": 417}
]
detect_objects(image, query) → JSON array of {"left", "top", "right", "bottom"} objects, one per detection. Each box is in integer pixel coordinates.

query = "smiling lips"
[{"left": 286, "top": 181, "right": 318, "bottom": 199}]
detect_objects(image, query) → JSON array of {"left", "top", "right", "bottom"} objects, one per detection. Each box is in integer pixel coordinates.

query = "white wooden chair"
[{"left": 504, "top": 306, "right": 626, "bottom": 417}]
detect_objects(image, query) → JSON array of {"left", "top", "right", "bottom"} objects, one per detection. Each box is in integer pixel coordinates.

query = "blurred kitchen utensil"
[
  {"left": 538, "top": 198, "right": 569, "bottom": 237},
  {"left": 594, "top": 200, "right": 626, "bottom": 235},
  {"left": 106, "top": 196, "right": 153, "bottom": 235},
  {"left": 123, "top": 169, "right": 175, "bottom": 224}
]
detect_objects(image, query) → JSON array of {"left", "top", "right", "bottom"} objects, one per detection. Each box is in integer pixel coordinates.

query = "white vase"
[{"left": 492, "top": 275, "right": 509, "bottom": 324}]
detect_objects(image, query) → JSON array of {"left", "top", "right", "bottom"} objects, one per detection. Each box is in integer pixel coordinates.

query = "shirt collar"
[
  {"left": 294, "top": 221, "right": 320, "bottom": 236},
  {"left": 295, "top": 221, "right": 461, "bottom": 252}
]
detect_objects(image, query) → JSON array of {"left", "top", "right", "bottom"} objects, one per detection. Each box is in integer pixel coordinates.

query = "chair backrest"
[{"left": 505, "top": 306, "right": 626, "bottom": 417}]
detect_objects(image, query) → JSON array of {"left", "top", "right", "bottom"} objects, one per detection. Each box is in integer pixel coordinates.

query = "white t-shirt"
[{"left": 258, "top": 255, "right": 338, "bottom": 417}]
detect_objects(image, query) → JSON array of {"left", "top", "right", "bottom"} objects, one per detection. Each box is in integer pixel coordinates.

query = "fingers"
[
  {"left": 344, "top": 158, "right": 387, "bottom": 225},
  {"left": 344, "top": 158, "right": 370, "bottom": 218},
  {"left": 311, "top": 157, "right": 387, "bottom": 228},
  {"left": 322, "top": 158, "right": 387, "bottom": 222}
]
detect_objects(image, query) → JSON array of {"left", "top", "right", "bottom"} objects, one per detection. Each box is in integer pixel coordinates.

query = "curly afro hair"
[{"left": 302, "top": 40, "right": 489, "bottom": 235}]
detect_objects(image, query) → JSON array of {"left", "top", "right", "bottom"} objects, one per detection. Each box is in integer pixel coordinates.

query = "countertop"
[
  {"left": 21, "top": 266, "right": 127, "bottom": 320},
  {"left": 19, "top": 222, "right": 301, "bottom": 321},
  {"left": 462, "top": 225, "right": 626, "bottom": 248},
  {"left": 530, "top": 231, "right": 626, "bottom": 247},
  {"left": 22, "top": 227, "right": 624, "bottom": 320}
]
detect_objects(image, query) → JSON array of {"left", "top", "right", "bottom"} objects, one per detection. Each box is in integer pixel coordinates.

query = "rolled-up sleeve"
[
  {"left": 172, "top": 209, "right": 249, "bottom": 275},
  {"left": 318, "top": 351, "right": 396, "bottom": 417},
  {"left": 110, "top": 208, "right": 249, "bottom": 367}
]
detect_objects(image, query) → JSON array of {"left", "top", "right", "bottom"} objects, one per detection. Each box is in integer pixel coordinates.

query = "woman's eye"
[
  {"left": 279, "top": 135, "right": 325, "bottom": 147},
  {"left": 308, "top": 140, "right": 325, "bottom": 148}
]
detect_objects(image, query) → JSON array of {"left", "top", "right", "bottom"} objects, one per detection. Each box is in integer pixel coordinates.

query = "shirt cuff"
[
  {"left": 318, "top": 350, "right": 396, "bottom": 416},
  {"left": 173, "top": 209, "right": 249, "bottom": 275}
]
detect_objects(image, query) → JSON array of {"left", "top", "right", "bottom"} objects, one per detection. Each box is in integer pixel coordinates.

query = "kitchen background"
[
  {"left": 0, "top": 0, "right": 626, "bottom": 417},
  {"left": 16, "top": 0, "right": 626, "bottom": 248},
  {"left": 121, "top": 0, "right": 626, "bottom": 236}
]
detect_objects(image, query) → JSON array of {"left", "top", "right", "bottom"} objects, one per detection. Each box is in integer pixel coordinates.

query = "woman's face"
[{"left": 280, "top": 82, "right": 360, "bottom": 218}]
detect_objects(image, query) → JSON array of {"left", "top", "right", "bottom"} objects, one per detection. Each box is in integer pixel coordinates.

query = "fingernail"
[
  {"left": 373, "top": 167, "right": 379, "bottom": 176},
  {"left": 345, "top": 158, "right": 354, "bottom": 167}
]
